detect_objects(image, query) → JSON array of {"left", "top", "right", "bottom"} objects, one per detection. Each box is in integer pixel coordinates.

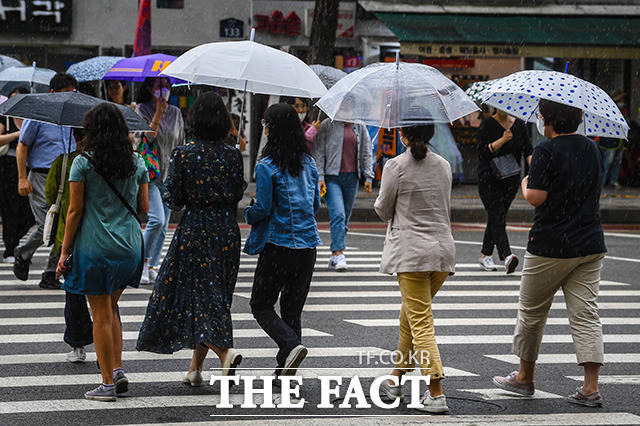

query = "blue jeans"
[
  {"left": 144, "top": 180, "right": 171, "bottom": 267},
  {"left": 603, "top": 149, "right": 623, "bottom": 186},
  {"left": 325, "top": 172, "right": 359, "bottom": 252}
]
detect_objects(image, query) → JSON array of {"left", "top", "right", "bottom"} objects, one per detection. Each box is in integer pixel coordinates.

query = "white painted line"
[
  {"left": 566, "top": 375, "right": 640, "bottom": 384},
  {"left": 0, "top": 328, "right": 330, "bottom": 343},
  {"left": 0, "top": 313, "right": 255, "bottom": 326},
  {"left": 237, "top": 271, "right": 519, "bottom": 278},
  {"left": 604, "top": 232, "right": 640, "bottom": 239},
  {"left": 605, "top": 255, "right": 640, "bottom": 263},
  {"left": 0, "top": 346, "right": 386, "bottom": 365},
  {"left": 486, "top": 353, "right": 640, "bottom": 364},
  {"left": 457, "top": 388, "right": 562, "bottom": 400},
  {"left": 304, "top": 302, "right": 640, "bottom": 312},
  {"left": 433, "top": 334, "right": 640, "bottom": 345},
  {"left": 0, "top": 288, "right": 150, "bottom": 296},
  {"left": 235, "top": 289, "right": 640, "bottom": 299},
  {"left": 345, "top": 317, "right": 640, "bottom": 327},
  {"left": 0, "top": 366, "right": 477, "bottom": 388}
]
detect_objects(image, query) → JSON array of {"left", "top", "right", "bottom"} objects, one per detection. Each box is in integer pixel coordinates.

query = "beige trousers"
[
  {"left": 395, "top": 271, "right": 449, "bottom": 379},
  {"left": 513, "top": 252, "right": 605, "bottom": 365}
]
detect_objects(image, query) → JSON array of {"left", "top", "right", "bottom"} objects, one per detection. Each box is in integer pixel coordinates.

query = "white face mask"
[
  {"left": 154, "top": 87, "right": 170, "bottom": 102},
  {"left": 399, "top": 134, "right": 407, "bottom": 147},
  {"left": 536, "top": 114, "right": 546, "bottom": 137},
  {"left": 298, "top": 112, "right": 307, "bottom": 122}
]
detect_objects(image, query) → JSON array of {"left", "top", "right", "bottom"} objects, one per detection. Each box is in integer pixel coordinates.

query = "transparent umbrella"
[
  {"left": 480, "top": 70, "right": 629, "bottom": 139},
  {"left": 0, "top": 55, "right": 23, "bottom": 72},
  {"left": 310, "top": 64, "right": 347, "bottom": 89},
  {"left": 0, "top": 65, "right": 55, "bottom": 95},
  {"left": 316, "top": 59, "right": 479, "bottom": 128}
]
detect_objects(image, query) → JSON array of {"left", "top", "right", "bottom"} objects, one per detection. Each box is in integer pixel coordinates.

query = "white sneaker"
[
  {"left": 417, "top": 390, "right": 449, "bottom": 413},
  {"left": 329, "top": 254, "right": 348, "bottom": 271},
  {"left": 140, "top": 266, "right": 150, "bottom": 284},
  {"left": 183, "top": 370, "right": 203, "bottom": 387},
  {"left": 479, "top": 256, "right": 498, "bottom": 271},
  {"left": 148, "top": 267, "right": 158, "bottom": 283},
  {"left": 505, "top": 254, "right": 519, "bottom": 274},
  {"left": 2, "top": 256, "right": 15, "bottom": 264},
  {"left": 66, "top": 347, "right": 86, "bottom": 363}
]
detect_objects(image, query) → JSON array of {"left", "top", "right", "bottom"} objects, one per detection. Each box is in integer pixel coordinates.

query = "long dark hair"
[
  {"left": 187, "top": 92, "right": 230, "bottom": 141},
  {"left": 135, "top": 76, "right": 169, "bottom": 104},
  {"left": 82, "top": 103, "right": 136, "bottom": 180},
  {"left": 400, "top": 124, "right": 435, "bottom": 161},
  {"left": 262, "top": 103, "right": 307, "bottom": 176}
]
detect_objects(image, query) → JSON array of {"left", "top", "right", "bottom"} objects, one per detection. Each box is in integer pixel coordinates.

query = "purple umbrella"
[{"left": 102, "top": 53, "right": 183, "bottom": 83}]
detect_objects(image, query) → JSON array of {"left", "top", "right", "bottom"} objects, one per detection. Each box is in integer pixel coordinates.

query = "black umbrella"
[{"left": 0, "top": 91, "right": 151, "bottom": 131}]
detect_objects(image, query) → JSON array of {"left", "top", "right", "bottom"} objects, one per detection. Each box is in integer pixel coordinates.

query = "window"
[{"left": 157, "top": 0, "right": 183, "bottom": 9}]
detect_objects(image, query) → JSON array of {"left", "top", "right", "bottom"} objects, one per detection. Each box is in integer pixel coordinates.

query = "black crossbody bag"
[
  {"left": 491, "top": 154, "right": 521, "bottom": 179},
  {"left": 63, "top": 153, "right": 145, "bottom": 279}
]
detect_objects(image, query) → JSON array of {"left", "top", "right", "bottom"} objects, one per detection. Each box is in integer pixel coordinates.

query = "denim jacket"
[{"left": 243, "top": 154, "right": 322, "bottom": 255}]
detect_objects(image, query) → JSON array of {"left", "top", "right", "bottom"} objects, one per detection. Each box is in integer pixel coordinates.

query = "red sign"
[
  {"left": 344, "top": 56, "right": 360, "bottom": 68},
  {"left": 253, "top": 10, "right": 301, "bottom": 36}
]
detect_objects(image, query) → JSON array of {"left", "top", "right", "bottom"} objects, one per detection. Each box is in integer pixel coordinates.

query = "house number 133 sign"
[{"left": 220, "top": 18, "right": 244, "bottom": 39}]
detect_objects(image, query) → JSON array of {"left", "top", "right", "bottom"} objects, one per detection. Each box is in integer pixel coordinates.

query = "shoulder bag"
[
  {"left": 43, "top": 154, "right": 69, "bottom": 247},
  {"left": 491, "top": 154, "right": 521, "bottom": 179},
  {"left": 138, "top": 133, "right": 161, "bottom": 182}
]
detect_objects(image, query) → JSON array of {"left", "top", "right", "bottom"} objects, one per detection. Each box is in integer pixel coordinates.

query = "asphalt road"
[{"left": 0, "top": 224, "right": 639, "bottom": 425}]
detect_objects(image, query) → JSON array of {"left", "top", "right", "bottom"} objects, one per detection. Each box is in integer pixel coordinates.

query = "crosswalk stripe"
[
  {"left": 235, "top": 290, "right": 640, "bottom": 299},
  {"left": 457, "top": 388, "right": 562, "bottom": 400},
  {"left": 0, "top": 347, "right": 385, "bottom": 365},
  {"left": 0, "top": 328, "right": 331, "bottom": 343},
  {"left": 303, "top": 302, "right": 640, "bottom": 311},
  {"left": 566, "top": 375, "right": 640, "bottom": 384},
  {"left": 0, "top": 367, "right": 477, "bottom": 388},
  {"left": 236, "top": 271, "right": 522, "bottom": 278},
  {"left": 0, "top": 314, "right": 254, "bottom": 326},
  {"left": 345, "top": 317, "right": 640, "bottom": 327},
  {"left": 485, "top": 353, "right": 640, "bottom": 364}
]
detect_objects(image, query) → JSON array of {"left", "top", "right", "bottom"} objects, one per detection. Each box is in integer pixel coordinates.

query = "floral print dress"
[{"left": 136, "top": 140, "right": 246, "bottom": 354}]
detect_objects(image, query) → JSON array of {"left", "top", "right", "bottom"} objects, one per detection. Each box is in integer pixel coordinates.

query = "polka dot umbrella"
[{"left": 480, "top": 70, "right": 629, "bottom": 139}]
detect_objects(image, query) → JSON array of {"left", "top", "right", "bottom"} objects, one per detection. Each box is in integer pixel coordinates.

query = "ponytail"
[{"left": 400, "top": 124, "right": 435, "bottom": 161}]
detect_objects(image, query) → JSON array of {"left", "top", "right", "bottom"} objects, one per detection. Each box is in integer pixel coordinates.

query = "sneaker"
[
  {"left": 148, "top": 267, "right": 158, "bottom": 283},
  {"left": 13, "top": 250, "right": 30, "bottom": 281},
  {"left": 113, "top": 369, "right": 129, "bottom": 394},
  {"left": 2, "top": 255, "right": 15, "bottom": 264},
  {"left": 140, "top": 266, "right": 150, "bottom": 284},
  {"left": 379, "top": 378, "right": 403, "bottom": 402},
  {"left": 417, "top": 390, "right": 449, "bottom": 414},
  {"left": 183, "top": 370, "right": 204, "bottom": 387},
  {"left": 221, "top": 348, "right": 242, "bottom": 376},
  {"left": 505, "top": 254, "right": 519, "bottom": 274},
  {"left": 567, "top": 387, "right": 603, "bottom": 407},
  {"left": 66, "top": 347, "right": 86, "bottom": 363},
  {"left": 492, "top": 371, "right": 535, "bottom": 396},
  {"left": 329, "top": 254, "right": 348, "bottom": 272},
  {"left": 479, "top": 256, "right": 497, "bottom": 271},
  {"left": 39, "top": 271, "right": 62, "bottom": 289},
  {"left": 281, "top": 345, "right": 308, "bottom": 376},
  {"left": 84, "top": 384, "right": 116, "bottom": 402}
]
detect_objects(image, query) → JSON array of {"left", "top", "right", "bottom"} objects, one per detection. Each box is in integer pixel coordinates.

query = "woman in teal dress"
[
  {"left": 136, "top": 92, "right": 246, "bottom": 387},
  {"left": 57, "top": 103, "right": 150, "bottom": 402}
]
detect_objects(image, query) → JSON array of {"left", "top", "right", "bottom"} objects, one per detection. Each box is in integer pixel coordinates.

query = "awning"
[{"left": 374, "top": 13, "right": 640, "bottom": 47}]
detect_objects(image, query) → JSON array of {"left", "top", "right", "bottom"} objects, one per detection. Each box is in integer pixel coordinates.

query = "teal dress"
[{"left": 62, "top": 154, "right": 150, "bottom": 296}]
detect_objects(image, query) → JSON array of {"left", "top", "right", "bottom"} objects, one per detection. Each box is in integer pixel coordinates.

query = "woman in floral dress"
[{"left": 136, "top": 92, "right": 247, "bottom": 386}]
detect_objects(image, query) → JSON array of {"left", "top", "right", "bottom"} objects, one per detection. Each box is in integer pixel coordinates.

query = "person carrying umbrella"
[
  {"left": 13, "top": 73, "right": 78, "bottom": 289},
  {"left": 282, "top": 96, "right": 322, "bottom": 154},
  {"left": 134, "top": 76, "right": 185, "bottom": 284}
]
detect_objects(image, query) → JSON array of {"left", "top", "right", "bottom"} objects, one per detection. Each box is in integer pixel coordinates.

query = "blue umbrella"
[{"left": 67, "top": 56, "right": 124, "bottom": 82}]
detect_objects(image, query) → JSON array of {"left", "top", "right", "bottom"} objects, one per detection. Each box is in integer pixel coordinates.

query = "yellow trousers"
[{"left": 395, "top": 271, "right": 449, "bottom": 379}]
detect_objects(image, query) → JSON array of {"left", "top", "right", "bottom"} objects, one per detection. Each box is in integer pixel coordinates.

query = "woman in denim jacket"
[{"left": 244, "top": 103, "right": 322, "bottom": 376}]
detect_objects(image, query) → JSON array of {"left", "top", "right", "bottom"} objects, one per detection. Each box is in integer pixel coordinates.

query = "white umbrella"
[
  {"left": 480, "top": 70, "right": 629, "bottom": 139},
  {"left": 316, "top": 57, "right": 479, "bottom": 128},
  {"left": 0, "top": 64, "right": 55, "bottom": 94},
  {"left": 161, "top": 30, "right": 326, "bottom": 98},
  {"left": 310, "top": 64, "right": 347, "bottom": 89}
]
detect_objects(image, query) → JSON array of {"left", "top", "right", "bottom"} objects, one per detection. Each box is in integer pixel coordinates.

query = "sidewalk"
[{"left": 233, "top": 182, "right": 640, "bottom": 224}]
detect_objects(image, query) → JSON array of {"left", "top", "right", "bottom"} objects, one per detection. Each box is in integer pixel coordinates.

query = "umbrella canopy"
[
  {"left": 0, "top": 92, "right": 151, "bottom": 132},
  {"left": 465, "top": 79, "right": 496, "bottom": 104},
  {"left": 0, "top": 65, "right": 55, "bottom": 95},
  {"left": 67, "top": 56, "right": 124, "bottom": 82},
  {"left": 310, "top": 64, "right": 347, "bottom": 90},
  {"left": 480, "top": 70, "right": 629, "bottom": 139},
  {"left": 316, "top": 62, "right": 479, "bottom": 128},
  {"left": 161, "top": 41, "right": 327, "bottom": 98},
  {"left": 0, "top": 55, "right": 23, "bottom": 72},
  {"left": 102, "top": 53, "right": 182, "bottom": 83}
]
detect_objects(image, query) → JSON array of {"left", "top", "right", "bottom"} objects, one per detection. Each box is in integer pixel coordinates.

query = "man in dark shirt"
[{"left": 493, "top": 99, "right": 606, "bottom": 408}]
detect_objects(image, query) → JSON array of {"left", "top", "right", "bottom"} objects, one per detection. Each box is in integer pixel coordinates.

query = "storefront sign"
[
  {"left": 220, "top": 17, "right": 244, "bottom": 39},
  {"left": 253, "top": 10, "right": 302, "bottom": 36},
  {"left": 0, "top": 0, "right": 72, "bottom": 34},
  {"left": 384, "top": 57, "right": 475, "bottom": 68}
]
